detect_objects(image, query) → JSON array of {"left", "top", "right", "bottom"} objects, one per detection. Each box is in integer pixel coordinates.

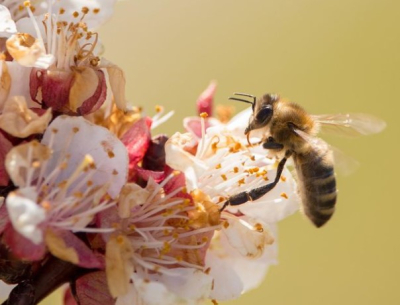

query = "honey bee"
[{"left": 220, "top": 93, "right": 386, "bottom": 227}]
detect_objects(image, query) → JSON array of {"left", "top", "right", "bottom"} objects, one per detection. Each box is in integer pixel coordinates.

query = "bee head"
[
  {"left": 244, "top": 93, "right": 278, "bottom": 135},
  {"left": 228, "top": 92, "right": 279, "bottom": 141}
]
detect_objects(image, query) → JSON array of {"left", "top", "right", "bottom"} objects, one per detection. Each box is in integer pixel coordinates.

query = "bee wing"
[
  {"left": 329, "top": 146, "right": 360, "bottom": 176},
  {"left": 312, "top": 113, "right": 386, "bottom": 137},
  {"left": 293, "top": 128, "right": 359, "bottom": 176}
]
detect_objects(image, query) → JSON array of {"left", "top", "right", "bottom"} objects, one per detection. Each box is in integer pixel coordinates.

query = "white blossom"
[{"left": 5, "top": 115, "right": 129, "bottom": 244}]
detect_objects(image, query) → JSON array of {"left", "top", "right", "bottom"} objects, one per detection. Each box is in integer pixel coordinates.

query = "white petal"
[
  {"left": 155, "top": 268, "right": 213, "bottom": 301},
  {"left": 205, "top": 251, "right": 243, "bottom": 301},
  {"left": 41, "top": 116, "right": 129, "bottom": 198},
  {"left": 118, "top": 183, "right": 150, "bottom": 218},
  {"left": 101, "top": 58, "right": 127, "bottom": 111},
  {"left": 222, "top": 217, "right": 274, "bottom": 259},
  {"left": 235, "top": 168, "right": 300, "bottom": 223},
  {"left": 165, "top": 132, "right": 208, "bottom": 191},
  {"left": 51, "top": 0, "right": 118, "bottom": 29},
  {"left": 207, "top": 224, "right": 279, "bottom": 298},
  {"left": 115, "top": 283, "right": 137, "bottom": 305},
  {"left": 6, "top": 61, "right": 34, "bottom": 105},
  {"left": 0, "top": 59, "right": 11, "bottom": 110},
  {"left": 0, "top": 5, "right": 17, "bottom": 38},
  {"left": 131, "top": 274, "right": 179, "bottom": 305},
  {"left": 123, "top": 269, "right": 212, "bottom": 305},
  {"left": 231, "top": 236, "right": 278, "bottom": 293},
  {"left": 15, "top": 16, "right": 45, "bottom": 40},
  {"left": 6, "top": 192, "right": 45, "bottom": 244},
  {"left": 6, "top": 33, "right": 54, "bottom": 68},
  {"left": 226, "top": 107, "right": 252, "bottom": 128}
]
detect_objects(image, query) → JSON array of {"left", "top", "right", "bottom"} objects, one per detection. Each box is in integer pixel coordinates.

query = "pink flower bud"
[{"left": 196, "top": 81, "right": 217, "bottom": 116}]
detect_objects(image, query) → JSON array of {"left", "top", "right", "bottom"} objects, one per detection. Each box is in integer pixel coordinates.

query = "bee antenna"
[
  {"left": 229, "top": 97, "right": 254, "bottom": 105},
  {"left": 230, "top": 92, "right": 256, "bottom": 106}
]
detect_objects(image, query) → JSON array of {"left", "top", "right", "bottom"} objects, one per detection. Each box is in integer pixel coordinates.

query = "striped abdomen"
[{"left": 293, "top": 145, "right": 337, "bottom": 227}]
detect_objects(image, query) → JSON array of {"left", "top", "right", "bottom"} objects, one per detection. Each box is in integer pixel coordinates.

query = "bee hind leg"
[{"left": 220, "top": 151, "right": 291, "bottom": 212}]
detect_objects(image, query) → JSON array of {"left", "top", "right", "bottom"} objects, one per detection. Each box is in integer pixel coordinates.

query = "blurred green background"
[{"left": 42, "top": 0, "right": 400, "bottom": 304}]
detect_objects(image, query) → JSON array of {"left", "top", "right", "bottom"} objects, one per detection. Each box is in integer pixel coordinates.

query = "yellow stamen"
[
  {"left": 116, "top": 235, "right": 124, "bottom": 244},
  {"left": 108, "top": 151, "right": 115, "bottom": 158},
  {"left": 41, "top": 201, "right": 51, "bottom": 211},
  {"left": 254, "top": 223, "right": 264, "bottom": 232}
]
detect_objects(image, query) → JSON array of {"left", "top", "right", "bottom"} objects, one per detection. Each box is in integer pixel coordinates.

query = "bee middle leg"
[{"left": 220, "top": 150, "right": 292, "bottom": 211}]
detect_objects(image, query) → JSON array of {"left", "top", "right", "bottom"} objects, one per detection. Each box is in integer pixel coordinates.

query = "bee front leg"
[
  {"left": 220, "top": 150, "right": 292, "bottom": 211},
  {"left": 262, "top": 137, "right": 284, "bottom": 150}
]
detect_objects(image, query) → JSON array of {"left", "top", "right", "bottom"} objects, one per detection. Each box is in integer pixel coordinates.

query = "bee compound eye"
[{"left": 255, "top": 105, "right": 273, "bottom": 123}]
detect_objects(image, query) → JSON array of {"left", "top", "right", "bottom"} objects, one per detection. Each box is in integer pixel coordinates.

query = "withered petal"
[
  {"left": 30, "top": 68, "right": 74, "bottom": 110},
  {"left": 5, "top": 140, "right": 51, "bottom": 187},
  {"left": 0, "top": 96, "right": 52, "bottom": 138},
  {"left": 0, "top": 132, "right": 12, "bottom": 186},
  {"left": 3, "top": 225, "right": 46, "bottom": 261}
]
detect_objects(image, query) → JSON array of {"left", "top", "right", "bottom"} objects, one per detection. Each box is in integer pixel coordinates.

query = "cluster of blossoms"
[{"left": 0, "top": 1, "right": 300, "bottom": 304}]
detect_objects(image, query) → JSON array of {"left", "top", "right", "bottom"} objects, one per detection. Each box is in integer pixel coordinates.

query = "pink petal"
[
  {"left": 76, "top": 69, "right": 107, "bottom": 115},
  {"left": 163, "top": 167, "right": 192, "bottom": 201},
  {"left": 0, "top": 204, "right": 9, "bottom": 234},
  {"left": 0, "top": 131, "right": 12, "bottom": 186},
  {"left": 64, "top": 287, "right": 78, "bottom": 305},
  {"left": 29, "top": 108, "right": 48, "bottom": 116},
  {"left": 87, "top": 232, "right": 107, "bottom": 252},
  {"left": 30, "top": 68, "right": 73, "bottom": 110},
  {"left": 74, "top": 271, "right": 115, "bottom": 305},
  {"left": 2, "top": 224, "right": 46, "bottom": 261},
  {"left": 95, "top": 206, "right": 120, "bottom": 245},
  {"left": 121, "top": 118, "right": 152, "bottom": 176},
  {"left": 183, "top": 117, "right": 220, "bottom": 139},
  {"left": 134, "top": 165, "right": 165, "bottom": 184},
  {"left": 196, "top": 81, "right": 216, "bottom": 116},
  {"left": 47, "top": 230, "right": 104, "bottom": 269}
]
